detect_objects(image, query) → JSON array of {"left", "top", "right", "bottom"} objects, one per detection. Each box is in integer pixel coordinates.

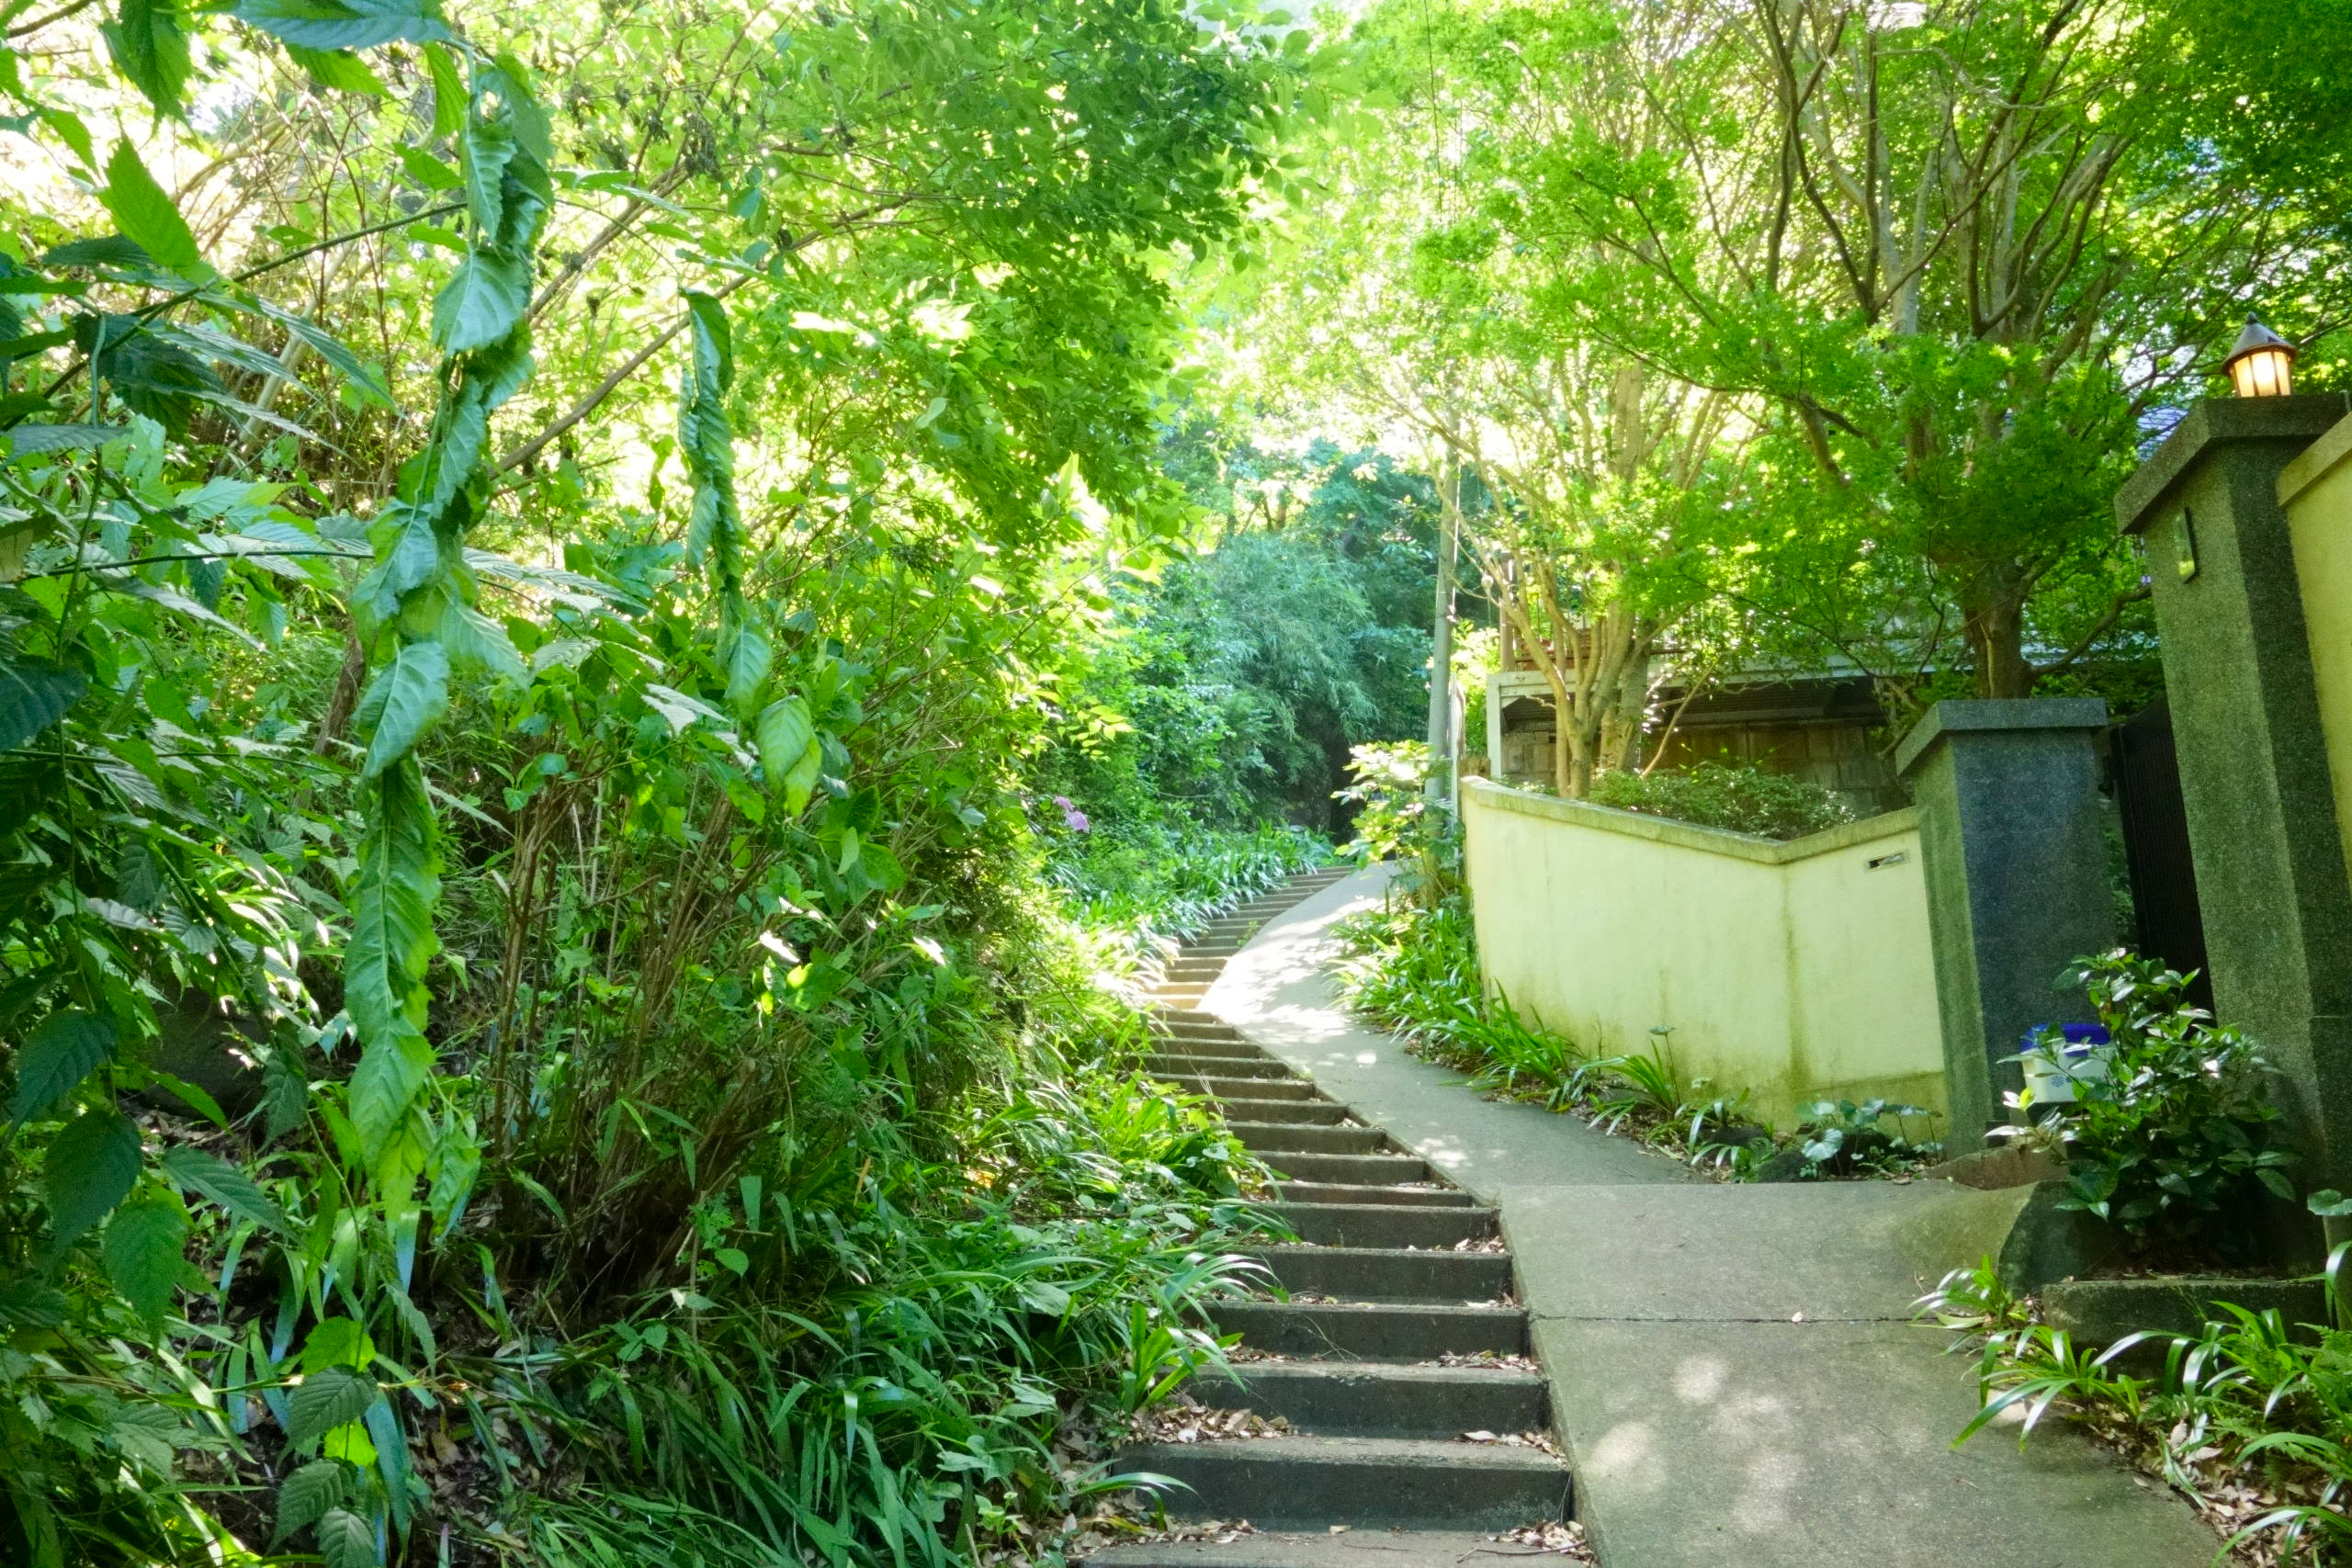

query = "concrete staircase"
[{"left": 1097, "top": 868, "right": 1571, "bottom": 1568}]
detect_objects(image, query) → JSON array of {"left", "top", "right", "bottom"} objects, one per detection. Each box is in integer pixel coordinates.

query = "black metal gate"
[{"left": 2109, "top": 698, "right": 2213, "bottom": 1009}]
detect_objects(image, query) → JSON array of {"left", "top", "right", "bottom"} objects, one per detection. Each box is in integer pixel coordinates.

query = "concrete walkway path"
[{"left": 1202, "top": 867, "right": 2220, "bottom": 1568}]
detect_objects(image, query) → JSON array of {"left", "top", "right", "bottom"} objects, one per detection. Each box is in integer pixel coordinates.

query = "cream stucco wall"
[
  {"left": 2278, "top": 416, "right": 2352, "bottom": 882},
  {"left": 1460, "top": 779, "right": 1944, "bottom": 1127}
]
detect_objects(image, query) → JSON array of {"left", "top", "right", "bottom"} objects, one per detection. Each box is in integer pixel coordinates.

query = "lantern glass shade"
[{"left": 2225, "top": 318, "right": 2298, "bottom": 398}]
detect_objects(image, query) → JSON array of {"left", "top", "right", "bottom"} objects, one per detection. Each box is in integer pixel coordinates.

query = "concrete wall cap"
[
  {"left": 2279, "top": 409, "right": 2352, "bottom": 509},
  {"left": 1459, "top": 775, "right": 1917, "bottom": 864},
  {"left": 1893, "top": 697, "right": 2110, "bottom": 777},
  {"left": 2116, "top": 393, "right": 2351, "bottom": 536}
]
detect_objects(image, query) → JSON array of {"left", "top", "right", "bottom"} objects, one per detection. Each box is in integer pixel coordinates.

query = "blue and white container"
[{"left": 2019, "top": 1022, "right": 2113, "bottom": 1107}]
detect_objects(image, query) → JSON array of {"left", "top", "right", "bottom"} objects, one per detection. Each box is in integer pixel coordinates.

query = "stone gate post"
[
  {"left": 1896, "top": 700, "right": 2115, "bottom": 1147},
  {"left": 2115, "top": 393, "right": 2352, "bottom": 1195}
]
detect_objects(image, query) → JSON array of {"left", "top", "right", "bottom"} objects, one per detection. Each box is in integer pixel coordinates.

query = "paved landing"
[{"left": 1203, "top": 867, "right": 2220, "bottom": 1568}]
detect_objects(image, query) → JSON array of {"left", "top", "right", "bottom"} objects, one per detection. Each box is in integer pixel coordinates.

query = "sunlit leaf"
[
  {"left": 236, "top": 0, "right": 448, "bottom": 52},
  {"left": 101, "top": 140, "right": 201, "bottom": 275},
  {"left": 103, "top": 0, "right": 193, "bottom": 118},
  {"left": 430, "top": 250, "right": 528, "bottom": 355}
]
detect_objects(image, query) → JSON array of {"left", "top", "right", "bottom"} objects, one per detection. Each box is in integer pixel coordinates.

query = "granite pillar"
[
  {"left": 1895, "top": 700, "right": 2116, "bottom": 1148},
  {"left": 2115, "top": 393, "right": 2352, "bottom": 1193}
]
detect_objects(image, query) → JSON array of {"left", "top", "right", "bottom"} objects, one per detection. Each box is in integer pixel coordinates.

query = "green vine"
[{"left": 342, "top": 40, "right": 550, "bottom": 1250}]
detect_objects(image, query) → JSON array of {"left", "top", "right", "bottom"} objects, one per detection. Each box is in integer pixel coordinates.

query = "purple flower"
[{"left": 1061, "top": 806, "right": 1091, "bottom": 833}]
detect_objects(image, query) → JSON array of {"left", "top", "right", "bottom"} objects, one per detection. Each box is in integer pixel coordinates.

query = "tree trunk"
[
  {"left": 1425, "top": 459, "right": 1461, "bottom": 805},
  {"left": 1961, "top": 559, "right": 2034, "bottom": 699}
]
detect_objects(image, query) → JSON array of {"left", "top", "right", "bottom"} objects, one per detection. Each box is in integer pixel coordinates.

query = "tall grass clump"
[{"left": 1922, "top": 1251, "right": 2352, "bottom": 1564}]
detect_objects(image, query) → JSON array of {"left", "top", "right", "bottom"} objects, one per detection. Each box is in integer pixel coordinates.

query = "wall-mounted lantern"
[{"left": 2225, "top": 316, "right": 2299, "bottom": 399}]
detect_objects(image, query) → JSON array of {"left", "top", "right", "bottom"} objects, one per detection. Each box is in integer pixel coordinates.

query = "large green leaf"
[
  {"left": 684, "top": 289, "right": 733, "bottom": 391},
  {"left": 283, "top": 42, "right": 389, "bottom": 96},
  {"left": 160, "top": 1145, "right": 288, "bottom": 1232},
  {"left": 720, "top": 614, "right": 769, "bottom": 714},
  {"left": 348, "top": 1032, "right": 432, "bottom": 1160},
  {"left": 430, "top": 250, "right": 528, "bottom": 355},
  {"left": 101, "top": 1190, "right": 189, "bottom": 1321},
  {"left": 103, "top": 0, "right": 194, "bottom": 118},
  {"left": 439, "top": 599, "right": 524, "bottom": 681},
  {"left": 314, "top": 1507, "right": 377, "bottom": 1568},
  {"left": 243, "top": 297, "right": 393, "bottom": 408},
  {"left": 0, "top": 655, "right": 87, "bottom": 751},
  {"left": 85, "top": 313, "right": 220, "bottom": 433},
  {"left": 422, "top": 41, "right": 465, "bottom": 139},
  {"left": 345, "top": 763, "right": 440, "bottom": 1046},
  {"left": 3, "top": 423, "right": 119, "bottom": 460},
  {"left": 9, "top": 1009, "right": 114, "bottom": 1122},
  {"left": 284, "top": 1367, "right": 379, "bottom": 1445},
  {"left": 272, "top": 1459, "right": 346, "bottom": 1543},
  {"left": 756, "top": 696, "right": 817, "bottom": 806},
  {"left": 100, "top": 140, "right": 201, "bottom": 275},
  {"left": 460, "top": 115, "right": 516, "bottom": 239},
  {"left": 235, "top": 0, "right": 447, "bottom": 51},
  {"left": 356, "top": 640, "right": 449, "bottom": 780},
  {"left": 43, "top": 1107, "right": 141, "bottom": 1247}
]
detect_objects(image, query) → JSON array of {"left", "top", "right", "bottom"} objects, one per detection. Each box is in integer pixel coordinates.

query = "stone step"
[
  {"left": 1114, "top": 1436, "right": 1566, "bottom": 1530},
  {"left": 1152, "top": 1007, "right": 1225, "bottom": 1027},
  {"left": 1156, "top": 1021, "right": 1246, "bottom": 1042},
  {"left": 1250, "top": 1244, "right": 1512, "bottom": 1303},
  {"left": 1272, "top": 1179, "right": 1476, "bottom": 1208},
  {"left": 1147, "top": 1055, "right": 1294, "bottom": 1081},
  {"left": 1176, "top": 942, "right": 1247, "bottom": 958},
  {"left": 1152, "top": 987, "right": 1211, "bottom": 1004},
  {"left": 1146, "top": 1042, "right": 1280, "bottom": 1066},
  {"left": 1164, "top": 962, "right": 1227, "bottom": 979},
  {"left": 1272, "top": 1203, "right": 1498, "bottom": 1249},
  {"left": 1193, "top": 1075, "right": 1319, "bottom": 1102},
  {"left": 1253, "top": 1150, "right": 1432, "bottom": 1184},
  {"left": 1228, "top": 1122, "right": 1391, "bottom": 1157},
  {"left": 1190, "top": 1359, "right": 1548, "bottom": 1438},
  {"left": 1085, "top": 1530, "right": 1518, "bottom": 1568},
  {"left": 1218, "top": 1100, "right": 1351, "bottom": 1126},
  {"left": 1211, "top": 1300, "right": 1528, "bottom": 1359}
]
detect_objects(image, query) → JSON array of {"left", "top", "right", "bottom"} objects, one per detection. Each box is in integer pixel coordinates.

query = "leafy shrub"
[
  {"left": 1794, "top": 1099, "right": 1940, "bottom": 1177},
  {"left": 2000, "top": 951, "right": 2292, "bottom": 1247},
  {"left": 1589, "top": 762, "right": 1855, "bottom": 840},
  {"left": 1338, "top": 739, "right": 1434, "bottom": 864},
  {"left": 1335, "top": 740, "right": 1459, "bottom": 908}
]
